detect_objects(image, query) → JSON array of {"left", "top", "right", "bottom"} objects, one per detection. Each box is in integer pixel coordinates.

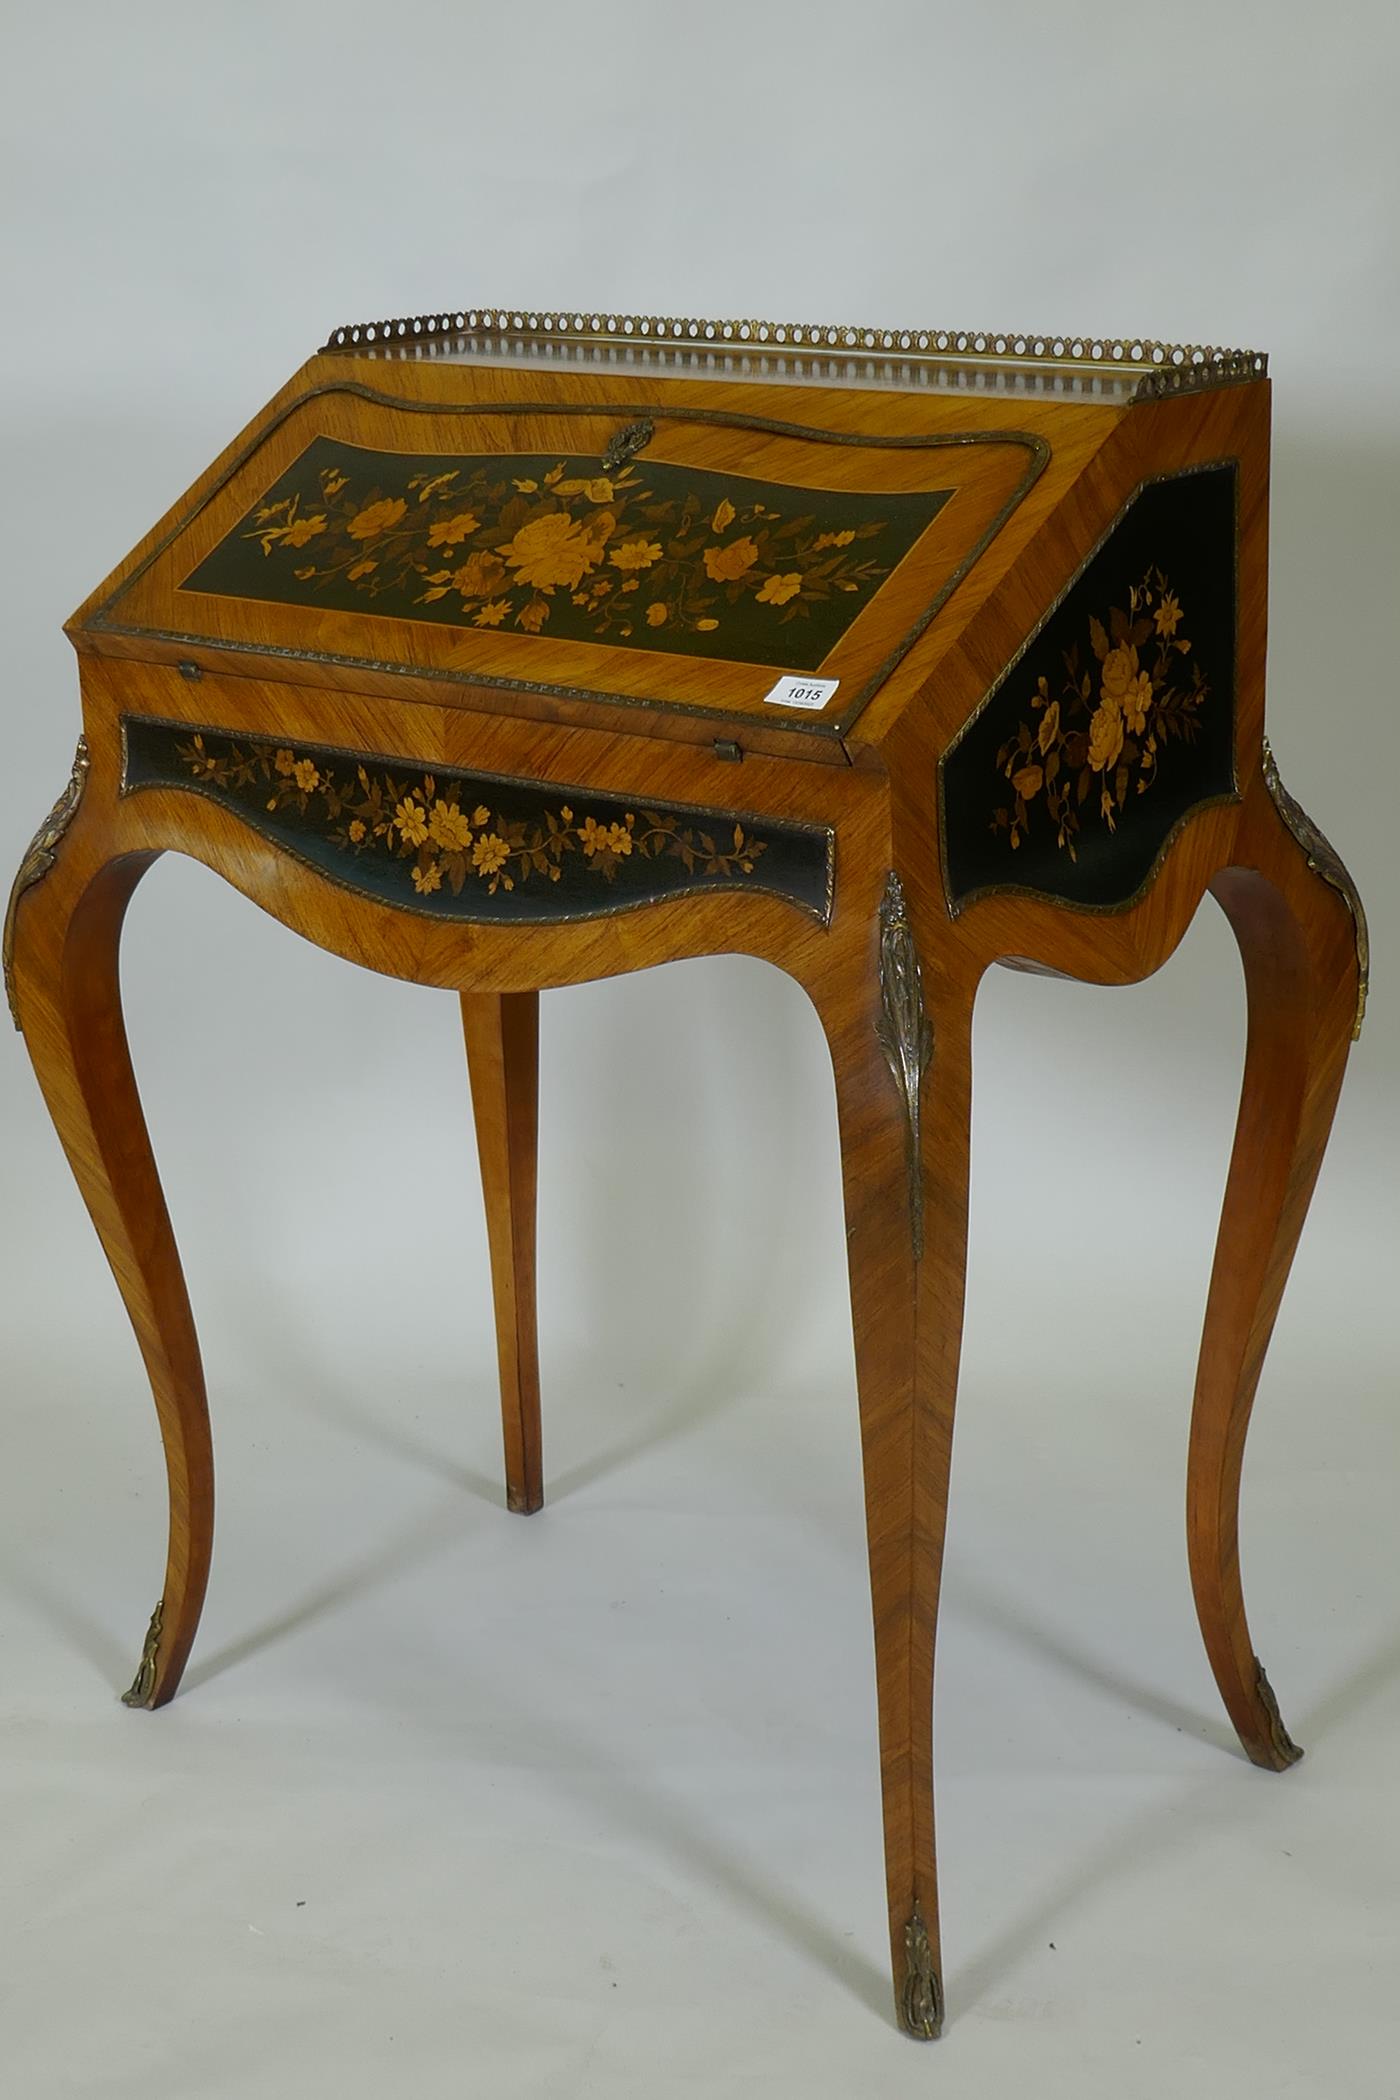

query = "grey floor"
[{"left": 3, "top": 929, "right": 1396, "bottom": 2099}]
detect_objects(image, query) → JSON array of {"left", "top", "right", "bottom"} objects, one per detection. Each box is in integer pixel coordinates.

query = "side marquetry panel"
[
  {"left": 940, "top": 462, "right": 1238, "bottom": 913},
  {"left": 120, "top": 716, "right": 836, "bottom": 925}
]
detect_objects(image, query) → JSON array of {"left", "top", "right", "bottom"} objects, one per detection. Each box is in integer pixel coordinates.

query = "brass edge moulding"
[
  {"left": 4, "top": 736, "right": 91, "bottom": 1028},
  {"left": 1261, "top": 736, "right": 1369, "bottom": 1039},
  {"left": 901, "top": 1905, "right": 944, "bottom": 2040},
  {"left": 319, "top": 306, "right": 1267, "bottom": 402},
  {"left": 1253, "top": 1656, "right": 1304, "bottom": 1768},
  {"left": 121, "top": 1598, "right": 165, "bottom": 1708},
  {"left": 875, "top": 872, "right": 933, "bottom": 1261}
]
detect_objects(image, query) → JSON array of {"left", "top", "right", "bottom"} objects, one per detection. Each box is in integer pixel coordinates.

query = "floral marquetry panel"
[
  {"left": 80, "top": 382, "right": 1053, "bottom": 743},
  {"left": 121, "top": 718, "right": 835, "bottom": 925},
  {"left": 181, "top": 437, "right": 954, "bottom": 674},
  {"left": 940, "top": 464, "right": 1238, "bottom": 912}
]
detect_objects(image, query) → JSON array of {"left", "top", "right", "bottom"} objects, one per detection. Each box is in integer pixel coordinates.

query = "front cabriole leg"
[
  {"left": 817, "top": 871, "right": 972, "bottom": 2038},
  {"left": 7, "top": 739, "right": 213, "bottom": 1709}
]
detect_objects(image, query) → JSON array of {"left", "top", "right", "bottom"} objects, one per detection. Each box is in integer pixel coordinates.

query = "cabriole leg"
[
  {"left": 7, "top": 755, "right": 213, "bottom": 1709},
  {"left": 819, "top": 874, "right": 974, "bottom": 2038},
  {"left": 1189, "top": 755, "right": 1366, "bottom": 1768}
]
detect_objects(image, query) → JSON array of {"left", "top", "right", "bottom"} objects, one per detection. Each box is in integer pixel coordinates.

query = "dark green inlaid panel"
[
  {"left": 941, "top": 463, "right": 1237, "bottom": 912},
  {"left": 181, "top": 436, "right": 952, "bottom": 672},
  {"left": 121, "top": 717, "right": 835, "bottom": 925}
]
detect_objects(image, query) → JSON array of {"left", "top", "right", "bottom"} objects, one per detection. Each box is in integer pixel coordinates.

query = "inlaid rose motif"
[{"left": 992, "top": 568, "right": 1209, "bottom": 858}]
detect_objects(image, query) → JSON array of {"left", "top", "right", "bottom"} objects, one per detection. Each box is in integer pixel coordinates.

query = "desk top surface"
[{"left": 72, "top": 309, "right": 1266, "bottom": 756}]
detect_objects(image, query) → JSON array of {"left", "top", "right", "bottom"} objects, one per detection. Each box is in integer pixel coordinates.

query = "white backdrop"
[{"left": 2, "top": 6, "right": 1397, "bottom": 2096}]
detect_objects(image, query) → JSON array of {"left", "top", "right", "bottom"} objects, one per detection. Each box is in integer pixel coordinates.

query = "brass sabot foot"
[
  {"left": 899, "top": 1906, "right": 944, "bottom": 2039},
  {"left": 121, "top": 1600, "right": 164, "bottom": 1709},
  {"left": 1254, "top": 1657, "right": 1304, "bottom": 1770}
]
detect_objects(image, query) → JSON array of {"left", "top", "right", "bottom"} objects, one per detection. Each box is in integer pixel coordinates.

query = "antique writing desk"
[{"left": 6, "top": 309, "right": 1367, "bottom": 2039}]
